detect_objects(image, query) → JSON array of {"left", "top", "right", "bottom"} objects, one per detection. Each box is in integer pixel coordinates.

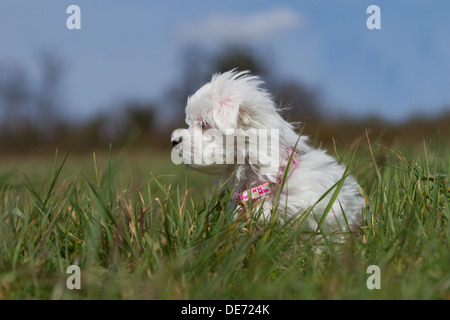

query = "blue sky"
[{"left": 1, "top": 0, "right": 449, "bottom": 123}]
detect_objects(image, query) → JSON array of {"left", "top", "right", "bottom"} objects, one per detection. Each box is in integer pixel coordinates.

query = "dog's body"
[{"left": 171, "top": 70, "right": 365, "bottom": 239}]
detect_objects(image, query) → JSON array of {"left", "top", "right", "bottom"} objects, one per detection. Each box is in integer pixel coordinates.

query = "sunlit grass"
[{"left": 0, "top": 138, "right": 448, "bottom": 299}]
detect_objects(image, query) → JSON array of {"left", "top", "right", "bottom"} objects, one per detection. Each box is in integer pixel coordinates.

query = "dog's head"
[{"left": 171, "top": 70, "right": 303, "bottom": 178}]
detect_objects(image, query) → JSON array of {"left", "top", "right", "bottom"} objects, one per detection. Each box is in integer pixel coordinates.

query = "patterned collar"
[{"left": 233, "top": 148, "right": 300, "bottom": 203}]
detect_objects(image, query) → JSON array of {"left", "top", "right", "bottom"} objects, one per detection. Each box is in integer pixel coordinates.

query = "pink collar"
[{"left": 233, "top": 148, "right": 300, "bottom": 203}]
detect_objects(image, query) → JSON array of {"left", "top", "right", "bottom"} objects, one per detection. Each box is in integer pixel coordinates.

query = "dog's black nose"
[{"left": 171, "top": 136, "right": 183, "bottom": 147}]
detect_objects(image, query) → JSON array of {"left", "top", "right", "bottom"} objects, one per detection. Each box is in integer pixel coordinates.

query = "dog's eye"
[{"left": 201, "top": 121, "right": 208, "bottom": 130}]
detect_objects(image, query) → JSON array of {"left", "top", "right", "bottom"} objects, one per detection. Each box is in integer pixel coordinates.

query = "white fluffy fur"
[{"left": 171, "top": 70, "right": 365, "bottom": 240}]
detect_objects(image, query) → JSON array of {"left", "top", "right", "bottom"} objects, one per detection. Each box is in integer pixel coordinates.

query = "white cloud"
[{"left": 177, "top": 7, "right": 302, "bottom": 44}]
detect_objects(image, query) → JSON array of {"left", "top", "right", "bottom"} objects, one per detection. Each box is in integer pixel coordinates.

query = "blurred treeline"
[{"left": 0, "top": 47, "right": 449, "bottom": 156}]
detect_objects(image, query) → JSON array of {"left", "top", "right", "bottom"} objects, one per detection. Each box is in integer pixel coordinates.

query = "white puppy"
[{"left": 171, "top": 70, "right": 365, "bottom": 240}]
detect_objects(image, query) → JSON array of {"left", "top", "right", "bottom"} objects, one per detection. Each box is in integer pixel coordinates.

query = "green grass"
[{"left": 0, "top": 139, "right": 448, "bottom": 300}]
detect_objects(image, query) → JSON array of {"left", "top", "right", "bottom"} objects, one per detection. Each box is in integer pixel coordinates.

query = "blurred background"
[{"left": 0, "top": 0, "right": 449, "bottom": 156}]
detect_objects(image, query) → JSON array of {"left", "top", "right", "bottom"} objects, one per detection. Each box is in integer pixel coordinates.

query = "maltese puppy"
[{"left": 171, "top": 70, "right": 365, "bottom": 240}]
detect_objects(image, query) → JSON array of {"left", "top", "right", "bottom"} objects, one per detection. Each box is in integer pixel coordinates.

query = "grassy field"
[{"left": 0, "top": 135, "right": 448, "bottom": 300}]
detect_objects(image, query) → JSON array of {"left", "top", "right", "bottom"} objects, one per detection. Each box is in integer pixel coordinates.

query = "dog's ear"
[{"left": 213, "top": 98, "right": 240, "bottom": 135}]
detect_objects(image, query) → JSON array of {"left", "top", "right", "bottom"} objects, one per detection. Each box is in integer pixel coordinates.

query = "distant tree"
[
  {"left": 210, "top": 45, "right": 269, "bottom": 77},
  {"left": 0, "top": 63, "right": 31, "bottom": 131},
  {"left": 35, "top": 52, "right": 65, "bottom": 136},
  {"left": 0, "top": 52, "right": 65, "bottom": 139},
  {"left": 272, "top": 80, "right": 322, "bottom": 123}
]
